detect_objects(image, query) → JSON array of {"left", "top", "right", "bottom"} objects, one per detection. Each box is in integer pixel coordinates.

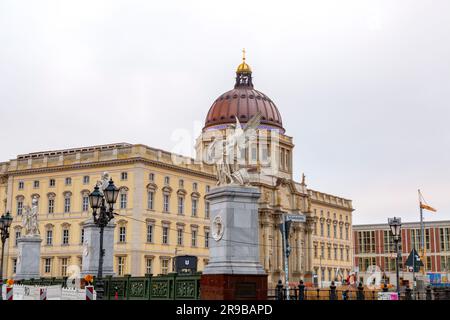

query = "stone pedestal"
[
  {"left": 201, "top": 185, "right": 267, "bottom": 300},
  {"left": 15, "top": 236, "right": 42, "bottom": 280},
  {"left": 80, "top": 218, "right": 116, "bottom": 277}
]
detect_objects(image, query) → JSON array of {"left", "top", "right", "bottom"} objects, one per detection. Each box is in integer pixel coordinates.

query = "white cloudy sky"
[{"left": 0, "top": 0, "right": 449, "bottom": 224}]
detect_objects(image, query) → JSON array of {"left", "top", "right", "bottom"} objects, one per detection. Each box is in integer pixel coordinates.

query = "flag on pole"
[{"left": 420, "top": 203, "right": 437, "bottom": 212}]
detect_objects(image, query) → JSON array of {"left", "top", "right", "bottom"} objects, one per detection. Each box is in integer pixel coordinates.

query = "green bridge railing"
[{"left": 12, "top": 272, "right": 202, "bottom": 300}]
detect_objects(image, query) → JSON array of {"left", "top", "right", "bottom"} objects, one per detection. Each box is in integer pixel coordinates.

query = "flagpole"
[{"left": 419, "top": 190, "right": 426, "bottom": 276}]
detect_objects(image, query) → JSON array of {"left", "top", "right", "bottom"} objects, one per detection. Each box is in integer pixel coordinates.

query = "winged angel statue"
[{"left": 206, "top": 111, "right": 262, "bottom": 186}]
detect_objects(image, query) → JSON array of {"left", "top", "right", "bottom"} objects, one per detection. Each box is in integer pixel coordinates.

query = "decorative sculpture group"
[
  {"left": 22, "top": 196, "right": 40, "bottom": 237},
  {"left": 206, "top": 111, "right": 262, "bottom": 186}
]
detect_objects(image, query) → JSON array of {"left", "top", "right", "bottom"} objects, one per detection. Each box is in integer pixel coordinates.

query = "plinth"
[
  {"left": 201, "top": 185, "right": 267, "bottom": 300},
  {"left": 15, "top": 235, "right": 42, "bottom": 280}
]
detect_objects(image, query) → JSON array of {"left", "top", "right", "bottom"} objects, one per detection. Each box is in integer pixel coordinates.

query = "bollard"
[
  {"left": 85, "top": 285, "right": 94, "bottom": 300},
  {"left": 329, "top": 281, "right": 337, "bottom": 300},
  {"left": 298, "top": 280, "right": 305, "bottom": 301},
  {"left": 275, "top": 280, "right": 284, "bottom": 300},
  {"left": 356, "top": 282, "right": 365, "bottom": 300},
  {"left": 6, "top": 286, "right": 13, "bottom": 300},
  {"left": 40, "top": 288, "right": 47, "bottom": 300}
]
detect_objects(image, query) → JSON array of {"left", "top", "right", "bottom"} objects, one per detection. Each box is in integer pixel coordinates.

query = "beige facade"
[{"left": 0, "top": 62, "right": 355, "bottom": 289}]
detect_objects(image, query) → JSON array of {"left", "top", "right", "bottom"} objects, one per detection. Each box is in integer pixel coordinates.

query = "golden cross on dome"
[{"left": 242, "top": 48, "right": 246, "bottom": 62}]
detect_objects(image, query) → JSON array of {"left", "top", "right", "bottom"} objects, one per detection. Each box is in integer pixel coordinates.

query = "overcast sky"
[{"left": 0, "top": 0, "right": 449, "bottom": 224}]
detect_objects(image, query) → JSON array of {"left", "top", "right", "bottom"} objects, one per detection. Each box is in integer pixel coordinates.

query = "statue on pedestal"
[{"left": 22, "top": 196, "right": 40, "bottom": 237}]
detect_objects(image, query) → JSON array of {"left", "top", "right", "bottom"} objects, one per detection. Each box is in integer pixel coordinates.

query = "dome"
[{"left": 204, "top": 51, "right": 284, "bottom": 133}]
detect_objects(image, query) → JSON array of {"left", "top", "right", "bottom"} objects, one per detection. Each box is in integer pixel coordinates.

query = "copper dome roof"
[{"left": 204, "top": 52, "right": 284, "bottom": 133}]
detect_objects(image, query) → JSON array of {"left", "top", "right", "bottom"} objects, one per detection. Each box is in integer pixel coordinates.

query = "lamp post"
[
  {"left": 388, "top": 217, "right": 402, "bottom": 298},
  {"left": 0, "top": 211, "right": 13, "bottom": 301},
  {"left": 89, "top": 179, "right": 119, "bottom": 300}
]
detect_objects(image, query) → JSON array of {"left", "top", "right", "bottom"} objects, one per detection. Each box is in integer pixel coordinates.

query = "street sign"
[
  {"left": 405, "top": 249, "right": 423, "bottom": 272},
  {"left": 286, "top": 214, "right": 306, "bottom": 222}
]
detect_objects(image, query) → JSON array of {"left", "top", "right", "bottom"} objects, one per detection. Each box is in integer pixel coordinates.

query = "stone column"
[{"left": 81, "top": 218, "right": 116, "bottom": 277}]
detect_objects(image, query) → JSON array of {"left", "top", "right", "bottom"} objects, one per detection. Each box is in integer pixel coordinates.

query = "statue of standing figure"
[{"left": 22, "top": 196, "right": 40, "bottom": 237}]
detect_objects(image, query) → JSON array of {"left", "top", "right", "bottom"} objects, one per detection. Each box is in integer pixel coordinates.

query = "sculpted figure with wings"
[{"left": 207, "top": 111, "right": 262, "bottom": 186}]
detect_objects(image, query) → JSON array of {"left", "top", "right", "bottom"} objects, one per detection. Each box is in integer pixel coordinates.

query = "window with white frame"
[
  {"left": 18, "top": 181, "right": 24, "bottom": 190},
  {"left": 62, "top": 229, "right": 69, "bottom": 245},
  {"left": 120, "top": 193, "right": 127, "bottom": 209},
  {"left": 206, "top": 185, "right": 210, "bottom": 193},
  {"left": 33, "top": 180, "right": 40, "bottom": 188},
  {"left": 117, "top": 257, "right": 125, "bottom": 276},
  {"left": 161, "top": 258, "right": 169, "bottom": 275},
  {"left": 163, "top": 194, "right": 170, "bottom": 212},
  {"left": 192, "top": 182, "right": 198, "bottom": 191},
  {"left": 146, "top": 258, "right": 153, "bottom": 275},
  {"left": 119, "top": 226, "right": 126, "bottom": 243},
  {"left": 83, "top": 176, "right": 90, "bottom": 184},
  {"left": 65, "top": 177, "right": 72, "bottom": 185},
  {"left": 177, "top": 228, "right": 183, "bottom": 246},
  {"left": 61, "top": 258, "right": 68, "bottom": 276},
  {"left": 148, "top": 191, "right": 154, "bottom": 210},
  {"left": 121, "top": 172, "right": 128, "bottom": 180},
  {"left": 178, "top": 196, "right": 184, "bottom": 215},
  {"left": 64, "top": 195, "right": 71, "bottom": 213},
  {"left": 205, "top": 201, "right": 210, "bottom": 219},
  {"left": 17, "top": 199, "right": 23, "bottom": 215},
  {"left": 179, "top": 179, "right": 184, "bottom": 188},
  {"left": 15, "top": 230, "right": 21, "bottom": 246},
  {"left": 191, "top": 198, "right": 198, "bottom": 217},
  {"left": 44, "top": 258, "right": 51, "bottom": 273},
  {"left": 80, "top": 228, "right": 84, "bottom": 244},
  {"left": 46, "top": 229, "right": 53, "bottom": 245},
  {"left": 162, "top": 226, "right": 169, "bottom": 244},
  {"left": 149, "top": 173, "right": 155, "bottom": 181},
  {"left": 164, "top": 176, "right": 170, "bottom": 185},
  {"left": 147, "top": 224, "right": 154, "bottom": 243},
  {"left": 191, "top": 229, "right": 197, "bottom": 247},
  {"left": 205, "top": 231, "right": 209, "bottom": 248},
  {"left": 82, "top": 195, "right": 89, "bottom": 212},
  {"left": 48, "top": 198, "right": 55, "bottom": 214},
  {"left": 49, "top": 179, "right": 55, "bottom": 187}
]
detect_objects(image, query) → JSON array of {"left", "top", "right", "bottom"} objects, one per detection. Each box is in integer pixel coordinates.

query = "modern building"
[
  {"left": 0, "top": 54, "right": 355, "bottom": 288},
  {"left": 353, "top": 220, "right": 450, "bottom": 285}
]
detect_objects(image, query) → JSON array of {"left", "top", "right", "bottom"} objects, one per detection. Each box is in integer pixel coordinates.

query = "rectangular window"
[
  {"left": 161, "top": 259, "right": 169, "bottom": 275},
  {"left": 120, "top": 193, "right": 127, "bottom": 209},
  {"left": 441, "top": 228, "right": 450, "bottom": 251},
  {"left": 118, "top": 257, "right": 125, "bottom": 276},
  {"left": 178, "top": 197, "right": 184, "bottom": 215},
  {"left": 333, "top": 225, "right": 337, "bottom": 238},
  {"left": 205, "top": 201, "right": 210, "bottom": 219},
  {"left": 339, "top": 226, "right": 343, "bottom": 239},
  {"left": 179, "top": 179, "right": 184, "bottom": 188},
  {"left": 192, "top": 199, "right": 198, "bottom": 217},
  {"left": 149, "top": 173, "right": 155, "bottom": 181},
  {"left": 146, "top": 258, "right": 153, "bottom": 275},
  {"left": 46, "top": 230, "right": 53, "bottom": 245},
  {"left": 192, "top": 182, "right": 198, "bottom": 191},
  {"left": 119, "top": 226, "right": 126, "bottom": 243},
  {"left": 163, "top": 195, "right": 169, "bottom": 212},
  {"left": 205, "top": 231, "right": 209, "bottom": 248},
  {"left": 327, "top": 224, "right": 330, "bottom": 238},
  {"left": 334, "top": 247, "right": 337, "bottom": 260},
  {"left": 346, "top": 248, "right": 350, "bottom": 261},
  {"left": 191, "top": 230, "right": 197, "bottom": 247},
  {"left": 80, "top": 228, "right": 84, "bottom": 244},
  {"left": 327, "top": 247, "right": 331, "bottom": 259},
  {"left": 148, "top": 191, "right": 154, "bottom": 210},
  {"left": 359, "top": 231, "right": 376, "bottom": 253},
  {"left": 15, "top": 231, "right": 21, "bottom": 246},
  {"left": 65, "top": 177, "right": 72, "bottom": 185},
  {"left": 206, "top": 185, "right": 210, "bottom": 193},
  {"left": 33, "top": 180, "right": 40, "bottom": 188},
  {"left": 164, "top": 176, "right": 170, "bottom": 185},
  {"left": 314, "top": 245, "right": 318, "bottom": 258},
  {"left": 13, "top": 259, "right": 17, "bottom": 273},
  {"left": 62, "top": 229, "right": 69, "bottom": 245},
  {"left": 147, "top": 224, "right": 154, "bottom": 243},
  {"left": 83, "top": 176, "right": 90, "bottom": 184},
  {"left": 45, "top": 258, "right": 51, "bottom": 273},
  {"left": 345, "top": 227, "right": 349, "bottom": 240},
  {"left": 340, "top": 248, "right": 343, "bottom": 261},
  {"left": 177, "top": 228, "right": 183, "bottom": 246},
  {"left": 121, "top": 172, "right": 128, "bottom": 180},
  {"left": 427, "top": 256, "right": 432, "bottom": 270},
  {"left": 49, "top": 179, "right": 55, "bottom": 187},
  {"left": 320, "top": 244, "right": 324, "bottom": 258},
  {"left": 320, "top": 223, "right": 324, "bottom": 237},
  {"left": 48, "top": 199, "right": 54, "bottom": 214},
  {"left": 64, "top": 197, "right": 71, "bottom": 213},
  {"left": 17, "top": 201, "right": 23, "bottom": 215},
  {"left": 82, "top": 196, "right": 89, "bottom": 212},
  {"left": 162, "top": 227, "right": 169, "bottom": 244},
  {"left": 18, "top": 181, "right": 24, "bottom": 190},
  {"left": 61, "top": 258, "right": 68, "bottom": 276}
]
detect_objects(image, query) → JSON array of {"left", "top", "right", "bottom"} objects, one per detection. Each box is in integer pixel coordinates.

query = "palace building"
[{"left": 0, "top": 54, "right": 354, "bottom": 288}]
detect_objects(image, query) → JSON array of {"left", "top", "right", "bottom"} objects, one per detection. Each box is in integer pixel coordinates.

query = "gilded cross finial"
[{"left": 242, "top": 48, "right": 246, "bottom": 62}]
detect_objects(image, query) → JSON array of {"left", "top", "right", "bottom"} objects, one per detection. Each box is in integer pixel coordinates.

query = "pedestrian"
[{"left": 298, "top": 280, "right": 305, "bottom": 300}]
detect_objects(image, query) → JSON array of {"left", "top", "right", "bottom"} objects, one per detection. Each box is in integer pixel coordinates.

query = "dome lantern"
[{"left": 235, "top": 48, "right": 253, "bottom": 88}]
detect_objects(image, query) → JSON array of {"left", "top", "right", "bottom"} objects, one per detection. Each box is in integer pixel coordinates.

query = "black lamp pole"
[
  {"left": 388, "top": 217, "right": 402, "bottom": 298},
  {"left": 89, "top": 179, "right": 119, "bottom": 300},
  {"left": 0, "top": 211, "right": 13, "bottom": 301}
]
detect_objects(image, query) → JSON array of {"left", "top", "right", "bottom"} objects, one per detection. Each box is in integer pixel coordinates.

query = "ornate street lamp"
[
  {"left": 0, "top": 211, "right": 13, "bottom": 301},
  {"left": 388, "top": 217, "right": 402, "bottom": 298},
  {"left": 89, "top": 179, "right": 119, "bottom": 300}
]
